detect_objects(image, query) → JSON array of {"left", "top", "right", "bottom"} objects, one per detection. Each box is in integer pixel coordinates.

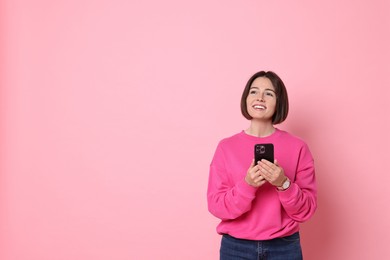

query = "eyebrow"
[{"left": 250, "top": 87, "right": 276, "bottom": 93}]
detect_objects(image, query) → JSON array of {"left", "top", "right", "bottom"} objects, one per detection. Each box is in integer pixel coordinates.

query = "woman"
[{"left": 207, "top": 71, "right": 317, "bottom": 260}]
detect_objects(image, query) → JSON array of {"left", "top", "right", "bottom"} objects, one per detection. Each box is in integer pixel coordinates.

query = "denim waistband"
[{"left": 223, "top": 232, "right": 300, "bottom": 243}]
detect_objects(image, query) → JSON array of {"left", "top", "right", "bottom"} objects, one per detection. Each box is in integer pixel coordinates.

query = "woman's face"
[{"left": 246, "top": 77, "right": 277, "bottom": 122}]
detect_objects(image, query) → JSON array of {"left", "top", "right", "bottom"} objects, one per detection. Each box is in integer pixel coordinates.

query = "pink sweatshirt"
[{"left": 207, "top": 129, "right": 317, "bottom": 240}]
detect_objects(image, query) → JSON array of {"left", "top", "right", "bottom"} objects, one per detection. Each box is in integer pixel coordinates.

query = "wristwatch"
[{"left": 277, "top": 178, "right": 291, "bottom": 191}]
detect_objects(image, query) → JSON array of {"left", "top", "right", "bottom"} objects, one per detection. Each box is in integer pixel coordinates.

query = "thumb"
[
  {"left": 274, "top": 159, "right": 279, "bottom": 166},
  {"left": 250, "top": 159, "right": 255, "bottom": 168}
]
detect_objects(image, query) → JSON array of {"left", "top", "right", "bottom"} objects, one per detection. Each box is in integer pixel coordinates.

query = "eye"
[
  {"left": 249, "top": 90, "right": 258, "bottom": 95},
  {"left": 265, "top": 91, "right": 274, "bottom": 97}
]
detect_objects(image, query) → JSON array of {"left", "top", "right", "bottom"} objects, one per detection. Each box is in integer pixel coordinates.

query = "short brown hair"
[{"left": 240, "top": 71, "right": 289, "bottom": 124}]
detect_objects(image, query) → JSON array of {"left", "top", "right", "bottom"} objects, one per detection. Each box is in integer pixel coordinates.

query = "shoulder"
[
  {"left": 277, "top": 129, "right": 314, "bottom": 162},
  {"left": 211, "top": 132, "right": 244, "bottom": 156},
  {"left": 211, "top": 132, "right": 243, "bottom": 165}
]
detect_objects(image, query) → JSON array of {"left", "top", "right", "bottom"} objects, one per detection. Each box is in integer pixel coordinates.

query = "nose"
[{"left": 256, "top": 93, "right": 265, "bottom": 102}]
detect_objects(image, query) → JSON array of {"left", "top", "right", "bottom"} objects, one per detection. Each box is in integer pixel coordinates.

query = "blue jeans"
[{"left": 220, "top": 232, "right": 303, "bottom": 260}]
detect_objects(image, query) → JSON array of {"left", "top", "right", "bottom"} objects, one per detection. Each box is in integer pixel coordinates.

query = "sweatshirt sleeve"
[
  {"left": 278, "top": 143, "right": 317, "bottom": 222},
  {"left": 207, "top": 143, "right": 258, "bottom": 220}
]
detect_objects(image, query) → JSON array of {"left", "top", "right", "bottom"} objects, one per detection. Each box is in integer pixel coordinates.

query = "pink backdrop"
[{"left": 1, "top": 0, "right": 389, "bottom": 259}]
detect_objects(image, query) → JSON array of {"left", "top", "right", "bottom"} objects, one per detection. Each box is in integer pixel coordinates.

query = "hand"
[
  {"left": 257, "top": 159, "right": 286, "bottom": 187},
  {"left": 245, "top": 159, "right": 267, "bottom": 188}
]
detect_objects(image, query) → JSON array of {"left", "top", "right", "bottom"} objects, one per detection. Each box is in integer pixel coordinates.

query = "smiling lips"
[{"left": 253, "top": 104, "right": 266, "bottom": 110}]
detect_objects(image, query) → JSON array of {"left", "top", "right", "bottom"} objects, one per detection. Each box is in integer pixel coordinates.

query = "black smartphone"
[{"left": 254, "top": 144, "right": 274, "bottom": 164}]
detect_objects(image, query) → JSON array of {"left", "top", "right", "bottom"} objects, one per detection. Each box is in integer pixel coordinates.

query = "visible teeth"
[{"left": 254, "top": 105, "right": 265, "bottom": 109}]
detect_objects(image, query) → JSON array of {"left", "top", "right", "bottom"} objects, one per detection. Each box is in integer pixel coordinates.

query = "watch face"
[{"left": 283, "top": 179, "right": 290, "bottom": 189}]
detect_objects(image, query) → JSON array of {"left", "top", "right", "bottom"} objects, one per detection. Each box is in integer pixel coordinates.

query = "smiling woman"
[
  {"left": 207, "top": 71, "right": 317, "bottom": 260},
  {"left": 246, "top": 77, "right": 277, "bottom": 122}
]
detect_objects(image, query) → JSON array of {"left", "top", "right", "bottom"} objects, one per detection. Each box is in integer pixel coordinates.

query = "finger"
[
  {"left": 256, "top": 174, "right": 265, "bottom": 181},
  {"left": 259, "top": 169, "right": 271, "bottom": 181},
  {"left": 260, "top": 159, "right": 275, "bottom": 167},
  {"left": 250, "top": 169, "right": 258, "bottom": 179},
  {"left": 256, "top": 179, "right": 267, "bottom": 187},
  {"left": 250, "top": 167, "right": 260, "bottom": 180},
  {"left": 250, "top": 159, "right": 256, "bottom": 168},
  {"left": 255, "top": 175, "right": 266, "bottom": 184},
  {"left": 259, "top": 160, "right": 274, "bottom": 172},
  {"left": 259, "top": 179, "right": 267, "bottom": 185},
  {"left": 248, "top": 160, "right": 256, "bottom": 175}
]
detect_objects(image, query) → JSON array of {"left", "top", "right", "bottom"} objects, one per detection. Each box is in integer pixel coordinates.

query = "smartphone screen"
[{"left": 254, "top": 143, "right": 274, "bottom": 164}]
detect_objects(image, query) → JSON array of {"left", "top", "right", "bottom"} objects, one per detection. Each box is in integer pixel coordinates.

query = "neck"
[{"left": 245, "top": 121, "right": 275, "bottom": 137}]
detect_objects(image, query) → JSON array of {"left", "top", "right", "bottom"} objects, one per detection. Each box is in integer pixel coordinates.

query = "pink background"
[{"left": 1, "top": 0, "right": 389, "bottom": 259}]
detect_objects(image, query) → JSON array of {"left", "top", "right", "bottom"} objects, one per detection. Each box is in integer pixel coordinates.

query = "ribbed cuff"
[{"left": 278, "top": 182, "right": 298, "bottom": 203}]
